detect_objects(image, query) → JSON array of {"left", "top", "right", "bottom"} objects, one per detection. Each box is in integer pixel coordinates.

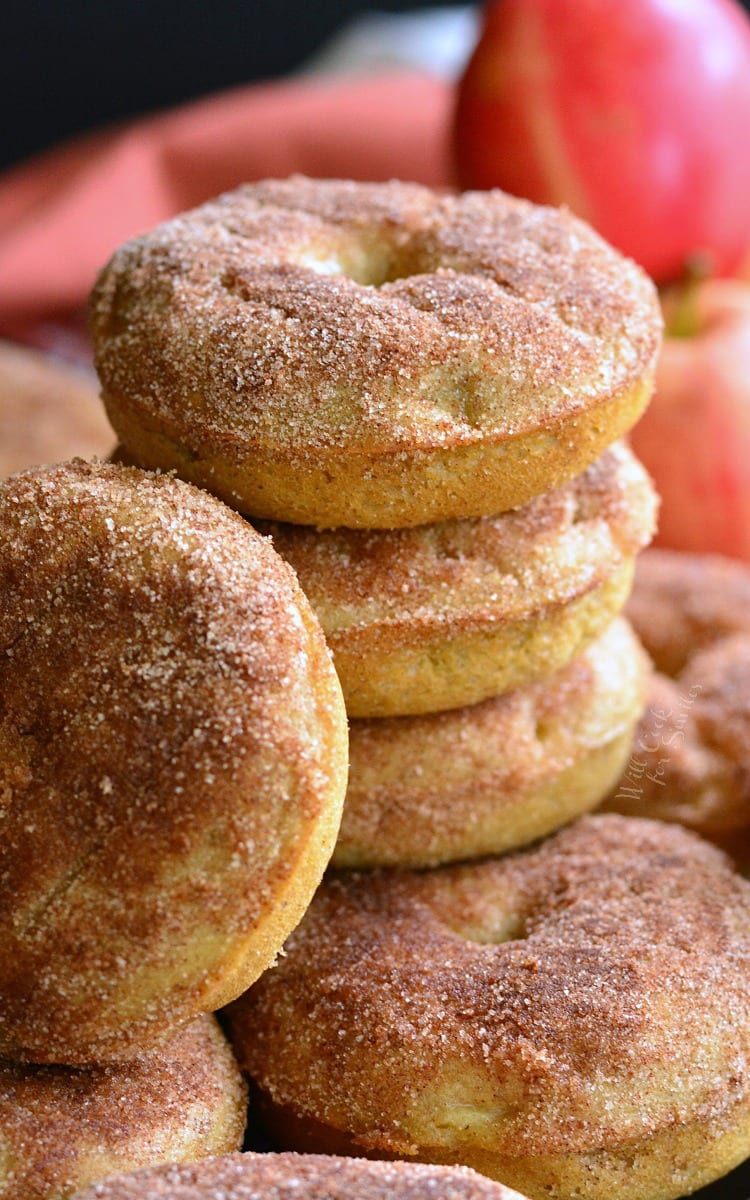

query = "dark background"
[
  {"left": 3, "top": 0, "right": 464, "bottom": 172},
  {"left": 7, "top": 0, "right": 750, "bottom": 173}
]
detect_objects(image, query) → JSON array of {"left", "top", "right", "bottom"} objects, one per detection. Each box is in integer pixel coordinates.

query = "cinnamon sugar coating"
[
  {"left": 91, "top": 176, "right": 661, "bottom": 528},
  {"left": 337, "top": 618, "right": 649, "bottom": 868},
  {"left": 0, "top": 460, "right": 348, "bottom": 1064},
  {"left": 70, "top": 1152, "right": 531, "bottom": 1200},
  {"left": 0, "top": 1016, "right": 246, "bottom": 1200},
  {"left": 260, "top": 443, "right": 657, "bottom": 716},
  {"left": 605, "top": 549, "right": 750, "bottom": 865},
  {"left": 225, "top": 815, "right": 750, "bottom": 1200}
]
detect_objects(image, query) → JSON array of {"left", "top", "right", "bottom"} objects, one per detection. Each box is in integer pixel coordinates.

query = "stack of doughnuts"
[
  {"left": 91, "top": 176, "right": 660, "bottom": 870},
  {"left": 88, "top": 178, "right": 750, "bottom": 1200},
  {"left": 5, "top": 177, "right": 750, "bottom": 1200}
]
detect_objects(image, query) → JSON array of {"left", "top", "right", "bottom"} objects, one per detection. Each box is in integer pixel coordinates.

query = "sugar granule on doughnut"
[
  {"left": 259, "top": 442, "right": 656, "bottom": 717},
  {"left": 69, "top": 1151, "right": 534, "bottom": 1200},
  {"left": 337, "top": 617, "right": 649, "bottom": 868},
  {"left": 0, "top": 460, "right": 348, "bottom": 1064},
  {"left": 604, "top": 549, "right": 750, "bottom": 864},
  {"left": 0, "top": 1016, "right": 246, "bottom": 1200},
  {"left": 225, "top": 815, "right": 750, "bottom": 1200},
  {"left": 90, "top": 176, "right": 661, "bottom": 529}
]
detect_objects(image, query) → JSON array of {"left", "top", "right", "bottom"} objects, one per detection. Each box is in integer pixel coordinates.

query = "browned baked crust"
[
  {"left": 0, "top": 1016, "right": 246, "bottom": 1200},
  {"left": 605, "top": 549, "right": 750, "bottom": 864},
  {"left": 260, "top": 443, "right": 657, "bottom": 716},
  {"left": 337, "top": 618, "right": 649, "bottom": 867},
  {"left": 69, "top": 1152, "right": 531, "bottom": 1200},
  {"left": 225, "top": 815, "right": 750, "bottom": 1200},
  {"left": 91, "top": 177, "right": 661, "bottom": 529},
  {"left": 0, "top": 460, "right": 348, "bottom": 1064}
]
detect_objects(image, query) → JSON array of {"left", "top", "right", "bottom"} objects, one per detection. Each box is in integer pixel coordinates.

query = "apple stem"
[{"left": 662, "top": 254, "right": 712, "bottom": 339}]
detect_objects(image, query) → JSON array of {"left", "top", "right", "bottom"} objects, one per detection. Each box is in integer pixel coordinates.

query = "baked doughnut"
[
  {"left": 0, "top": 1016, "right": 245, "bottom": 1200},
  {"left": 0, "top": 340, "right": 113, "bottom": 478},
  {"left": 604, "top": 549, "right": 750, "bottom": 864},
  {"left": 0, "top": 460, "right": 348, "bottom": 1064},
  {"left": 90, "top": 176, "right": 661, "bottom": 529},
  {"left": 69, "top": 1152, "right": 531, "bottom": 1200},
  {"left": 225, "top": 815, "right": 750, "bottom": 1200},
  {"left": 260, "top": 442, "right": 656, "bottom": 717},
  {"left": 336, "top": 618, "right": 649, "bottom": 868},
  {"left": 624, "top": 548, "right": 750, "bottom": 676}
]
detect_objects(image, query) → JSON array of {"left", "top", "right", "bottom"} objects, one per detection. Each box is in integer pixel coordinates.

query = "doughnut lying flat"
[
  {"left": 336, "top": 618, "right": 648, "bottom": 868},
  {"left": 0, "top": 460, "right": 348, "bottom": 1064},
  {"left": 91, "top": 176, "right": 661, "bottom": 529},
  {"left": 69, "top": 1152, "right": 531, "bottom": 1200},
  {"left": 0, "top": 340, "right": 113, "bottom": 479},
  {"left": 605, "top": 549, "right": 750, "bottom": 865},
  {"left": 0, "top": 1016, "right": 246, "bottom": 1200},
  {"left": 225, "top": 815, "right": 750, "bottom": 1200},
  {"left": 260, "top": 443, "right": 656, "bottom": 717}
]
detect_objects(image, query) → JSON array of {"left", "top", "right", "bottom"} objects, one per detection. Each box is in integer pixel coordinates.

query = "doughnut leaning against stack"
[{"left": 0, "top": 459, "right": 348, "bottom": 1066}]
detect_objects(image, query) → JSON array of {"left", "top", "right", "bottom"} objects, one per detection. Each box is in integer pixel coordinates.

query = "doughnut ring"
[
  {"left": 260, "top": 443, "right": 656, "bottom": 717},
  {"left": 225, "top": 815, "right": 750, "bottom": 1200},
  {"left": 604, "top": 549, "right": 750, "bottom": 864},
  {"left": 336, "top": 618, "right": 649, "bottom": 868},
  {"left": 0, "top": 1016, "right": 246, "bottom": 1200},
  {"left": 0, "top": 460, "right": 348, "bottom": 1064},
  {"left": 90, "top": 176, "right": 661, "bottom": 529},
  {"left": 69, "top": 1151, "right": 531, "bottom": 1200}
]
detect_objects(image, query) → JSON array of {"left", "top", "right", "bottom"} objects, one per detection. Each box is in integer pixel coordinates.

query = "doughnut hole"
[{"left": 423, "top": 875, "right": 530, "bottom": 946}]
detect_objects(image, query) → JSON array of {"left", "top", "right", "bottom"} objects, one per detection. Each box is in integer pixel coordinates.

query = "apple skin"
[
  {"left": 454, "top": 0, "right": 750, "bottom": 282},
  {"left": 629, "top": 279, "right": 750, "bottom": 560}
]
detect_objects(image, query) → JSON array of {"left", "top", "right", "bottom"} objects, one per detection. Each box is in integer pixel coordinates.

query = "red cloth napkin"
[{"left": 0, "top": 72, "right": 453, "bottom": 342}]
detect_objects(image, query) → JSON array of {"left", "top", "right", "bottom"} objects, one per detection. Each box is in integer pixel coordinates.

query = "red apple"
[
  {"left": 454, "top": 0, "right": 750, "bottom": 283},
  {"left": 629, "top": 279, "right": 750, "bottom": 560}
]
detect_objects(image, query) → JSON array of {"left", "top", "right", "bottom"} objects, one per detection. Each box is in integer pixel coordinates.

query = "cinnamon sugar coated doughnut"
[
  {"left": 69, "top": 1153, "right": 532, "bottom": 1200},
  {"left": 225, "top": 815, "right": 750, "bottom": 1200},
  {"left": 0, "top": 1017, "right": 246, "bottom": 1200},
  {"left": 90, "top": 176, "right": 661, "bottom": 528},
  {"left": 625, "top": 548, "right": 750, "bottom": 676},
  {"left": 605, "top": 549, "right": 750, "bottom": 863},
  {"left": 337, "top": 618, "right": 649, "bottom": 868},
  {"left": 0, "top": 341, "right": 113, "bottom": 478},
  {"left": 0, "top": 460, "right": 348, "bottom": 1064},
  {"left": 260, "top": 442, "right": 657, "bottom": 716}
]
